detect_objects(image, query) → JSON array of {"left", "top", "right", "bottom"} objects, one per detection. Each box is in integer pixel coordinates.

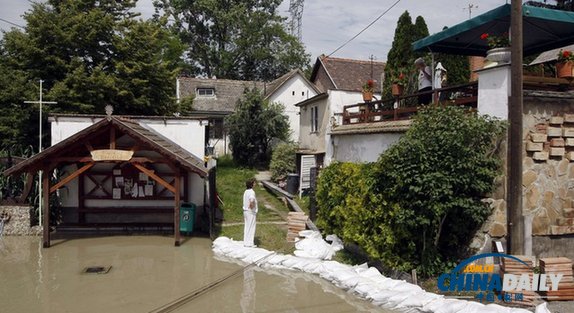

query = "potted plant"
[
  {"left": 362, "top": 79, "right": 375, "bottom": 102},
  {"left": 481, "top": 33, "right": 511, "bottom": 63},
  {"left": 556, "top": 49, "right": 574, "bottom": 79},
  {"left": 391, "top": 72, "right": 407, "bottom": 96}
]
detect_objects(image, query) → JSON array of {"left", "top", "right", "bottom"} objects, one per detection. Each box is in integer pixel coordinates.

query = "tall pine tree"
[{"left": 383, "top": 12, "right": 429, "bottom": 97}]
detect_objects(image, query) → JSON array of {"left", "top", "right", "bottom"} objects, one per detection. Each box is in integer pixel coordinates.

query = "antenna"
[
  {"left": 288, "top": 0, "right": 305, "bottom": 41},
  {"left": 463, "top": 3, "right": 478, "bottom": 19}
]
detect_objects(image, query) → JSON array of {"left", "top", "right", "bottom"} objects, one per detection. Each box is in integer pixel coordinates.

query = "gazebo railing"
[{"left": 341, "top": 82, "right": 478, "bottom": 125}]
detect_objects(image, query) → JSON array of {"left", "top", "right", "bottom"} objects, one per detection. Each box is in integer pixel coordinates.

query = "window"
[
  {"left": 197, "top": 88, "right": 215, "bottom": 97},
  {"left": 209, "top": 119, "right": 224, "bottom": 139},
  {"left": 311, "top": 106, "right": 319, "bottom": 133}
]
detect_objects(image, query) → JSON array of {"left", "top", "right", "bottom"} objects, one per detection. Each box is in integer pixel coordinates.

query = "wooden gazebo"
[{"left": 3, "top": 115, "right": 208, "bottom": 248}]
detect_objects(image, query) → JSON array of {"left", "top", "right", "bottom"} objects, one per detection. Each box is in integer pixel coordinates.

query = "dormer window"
[{"left": 197, "top": 88, "right": 215, "bottom": 97}]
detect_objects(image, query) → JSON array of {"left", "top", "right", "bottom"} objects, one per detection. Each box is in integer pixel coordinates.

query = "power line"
[
  {"left": 327, "top": 0, "right": 403, "bottom": 57},
  {"left": 0, "top": 17, "right": 25, "bottom": 29}
]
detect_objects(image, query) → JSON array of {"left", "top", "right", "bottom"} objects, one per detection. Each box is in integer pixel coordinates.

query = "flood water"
[{"left": 0, "top": 236, "right": 387, "bottom": 313}]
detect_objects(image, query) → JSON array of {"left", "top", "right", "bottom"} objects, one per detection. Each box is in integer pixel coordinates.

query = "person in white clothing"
[
  {"left": 242, "top": 178, "right": 258, "bottom": 247},
  {"left": 415, "top": 57, "right": 433, "bottom": 105}
]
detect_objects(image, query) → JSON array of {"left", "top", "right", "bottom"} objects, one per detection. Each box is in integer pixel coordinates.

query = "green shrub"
[
  {"left": 316, "top": 106, "right": 506, "bottom": 276},
  {"left": 269, "top": 142, "right": 297, "bottom": 182}
]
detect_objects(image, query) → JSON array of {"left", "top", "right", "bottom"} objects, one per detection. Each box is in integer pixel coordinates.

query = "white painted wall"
[
  {"left": 477, "top": 64, "right": 510, "bottom": 120},
  {"left": 268, "top": 74, "right": 318, "bottom": 142},
  {"left": 332, "top": 132, "right": 404, "bottom": 163},
  {"left": 324, "top": 90, "right": 365, "bottom": 166},
  {"left": 51, "top": 117, "right": 206, "bottom": 160}
]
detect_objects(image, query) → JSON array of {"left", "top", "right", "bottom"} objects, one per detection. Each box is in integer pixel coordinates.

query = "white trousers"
[{"left": 243, "top": 210, "right": 257, "bottom": 247}]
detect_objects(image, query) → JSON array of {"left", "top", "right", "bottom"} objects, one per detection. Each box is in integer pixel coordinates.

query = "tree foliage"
[
  {"left": 270, "top": 142, "right": 297, "bottom": 182},
  {"left": 0, "top": 0, "right": 185, "bottom": 149},
  {"left": 225, "top": 88, "right": 289, "bottom": 167},
  {"left": 316, "top": 107, "right": 506, "bottom": 276},
  {"left": 383, "top": 12, "right": 430, "bottom": 97},
  {"left": 154, "top": 0, "right": 310, "bottom": 81}
]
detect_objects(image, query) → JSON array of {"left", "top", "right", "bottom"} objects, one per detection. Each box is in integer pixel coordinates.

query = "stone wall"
[
  {"left": 0, "top": 206, "right": 41, "bottom": 236},
  {"left": 522, "top": 91, "right": 574, "bottom": 237},
  {"left": 471, "top": 91, "right": 574, "bottom": 256}
]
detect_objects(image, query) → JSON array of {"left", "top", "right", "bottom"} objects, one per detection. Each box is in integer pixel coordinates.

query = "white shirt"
[
  {"left": 418, "top": 66, "right": 432, "bottom": 90},
  {"left": 243, "top": 189, "right": 258, "bottom": 213}
]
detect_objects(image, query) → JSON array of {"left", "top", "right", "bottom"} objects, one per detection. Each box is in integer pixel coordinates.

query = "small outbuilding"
[{"left": 3, "top": 113, "right": 211, "bottom": 248}]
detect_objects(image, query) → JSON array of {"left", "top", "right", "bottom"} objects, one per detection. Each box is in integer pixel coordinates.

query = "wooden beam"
[
  {"left": 54, "top": 156, "right": 94, "bottom": 163},
  {"left": 85, "top": 142, "right": 94, "bottom": 152},
  {"left": 110, "top": 127, "right": 116, "bottom": 149},
  {"left": 174, "top": 170, "right": 181, "bottom": 247},
  {"left": 132, "top": 163, "right": 176, "bottom": 194},
  {"left": 49, "top": 163, "right": 95, "bottom": 194},
  {"left": 42, "top": 169, "right": 51, "bottom": 248}
]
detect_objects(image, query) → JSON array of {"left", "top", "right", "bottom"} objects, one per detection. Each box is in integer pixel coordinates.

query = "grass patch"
[
  {"left": 332, "top": 248, "right": 369, "bottom": 266},
  {"left": 220, "top": 224, "right": 295, "bottom": 253},
  {"left": 216, "top": 165, "right": 257, "bottom": 223},
  {"left": 294, "top": 196, "right": 310, "bottom": 215}
]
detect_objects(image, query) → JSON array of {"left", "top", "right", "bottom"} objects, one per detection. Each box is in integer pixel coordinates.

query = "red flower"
[
  {"left": 367, "top": 79, "right": 374, "bottom": 87},
  {"left": 398, "top": 73, "right": 405, "bottom": 80},
  {"left": 564, "top": 51, "right": 572, "bottom": 58},
  {"left": 480, "top": 33, "right": 489, "bottom": 40}
]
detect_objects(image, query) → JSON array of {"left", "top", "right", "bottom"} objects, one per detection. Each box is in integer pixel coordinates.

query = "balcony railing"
[{"left": 342, "top": 82, "right": 478, "bottom": 125}]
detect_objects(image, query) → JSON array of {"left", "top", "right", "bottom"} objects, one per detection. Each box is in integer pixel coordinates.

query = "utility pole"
[
  {"left": 24, "top": 80, "right": 57, "bottom": 227},
  {"left": 369, "top": 54, "right": 376, "bottom": 79},
  {"left": 508, "top": 0, "right": 524, "bottom": 255},
  {"left": 463, "top": 3, "right": 478, "bottom": 19}
]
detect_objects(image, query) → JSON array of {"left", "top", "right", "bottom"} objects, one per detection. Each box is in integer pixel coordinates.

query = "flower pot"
[
  {"left": 391, "top": 84, "right": 404, "bottom": 96},
  {"left": 557, "top": 61, "right": 574, "bottom": 79},
  {"left": 486, "top": 47, "right": 511, "bottom": 63},
  {"left": 362, "top": 91, "right": 373, "bottom": 102}
]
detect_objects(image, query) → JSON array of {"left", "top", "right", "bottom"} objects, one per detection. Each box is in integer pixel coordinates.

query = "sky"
[{"left": 0, "top": 0, "right": 509, "bottom": 62}]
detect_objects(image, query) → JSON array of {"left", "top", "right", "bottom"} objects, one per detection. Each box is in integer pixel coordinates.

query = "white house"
[
  {"left": 296, "top": 56, "right": 385, "bottom": 191},
  {"left": 264, "top": 69, "right": 320, "bottom": 142},
  {"left": 176, "top": 70, "right": 319, "bottom": 156}
]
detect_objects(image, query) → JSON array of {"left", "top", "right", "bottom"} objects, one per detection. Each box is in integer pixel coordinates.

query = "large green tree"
[
  {"left": 383, "top": 12, "right": 429, "bottom": 97},
  {"left": 0, "top": 0, "right": 184, "bottom": 149},
  {"left": 225, "top": 88, "right": 289, "bottom": 167},
  {"left": 154, "top": 0, "right": 310, "bottom": 81}
]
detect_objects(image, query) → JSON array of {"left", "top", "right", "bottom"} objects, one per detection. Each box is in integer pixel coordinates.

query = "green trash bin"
[{"left": 180, "top": 203, "right": 196, "bottom": 233}]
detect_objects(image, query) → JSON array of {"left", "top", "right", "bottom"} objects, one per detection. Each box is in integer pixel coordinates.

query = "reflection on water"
[{"left": 0, "top": 236, "right": 386, "bottom": 313}]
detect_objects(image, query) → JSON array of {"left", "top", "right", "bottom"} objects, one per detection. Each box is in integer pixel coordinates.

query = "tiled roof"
[
  {"left": 178, "top": 77, "right": 264, "bottom": 113},
  {"left": 311, "top": 56, "right": 386, "bottom": 93},
  {"left": 4, "top": 117, "right": 208, "bottom": 177}
]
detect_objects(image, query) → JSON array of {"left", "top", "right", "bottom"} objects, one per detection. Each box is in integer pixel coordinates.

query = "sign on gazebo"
[{"left": 91, "top": 149, "right": 134, "bottom": 162}]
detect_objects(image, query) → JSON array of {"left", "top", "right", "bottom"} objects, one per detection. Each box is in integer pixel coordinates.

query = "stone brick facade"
[
  {"left": 0, "top": 206, "right": 41, "bottom": 236},
  {"left": 472, "top": 91, "right": 574, "bottom": 255}
]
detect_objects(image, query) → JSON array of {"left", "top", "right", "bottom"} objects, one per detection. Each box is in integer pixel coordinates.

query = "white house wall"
[
  {"left": 268, "top": 75, "right": 318, "bottom": 142},
  {"left": 324, "top": 90, "right": 365, "bottom": 166},
  {"left": 332, "top": 132, "right": 404, "bottom": 163},
  {"left": 299, "top": 97, "right": 329, "bottom": 152}
]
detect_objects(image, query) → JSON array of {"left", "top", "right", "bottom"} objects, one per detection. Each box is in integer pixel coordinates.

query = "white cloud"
[{"left": 1, "top": 0, "right": 506, "bottom": 62}]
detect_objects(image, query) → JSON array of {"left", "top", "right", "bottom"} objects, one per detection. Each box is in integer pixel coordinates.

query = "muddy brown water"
[{"left": 0, "top": 236, "right": 390, "bottom": 313}]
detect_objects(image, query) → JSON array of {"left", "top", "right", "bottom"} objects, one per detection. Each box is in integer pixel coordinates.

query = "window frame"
[{"left": 196, "top": 88, "right": 215, "bottom": 97}]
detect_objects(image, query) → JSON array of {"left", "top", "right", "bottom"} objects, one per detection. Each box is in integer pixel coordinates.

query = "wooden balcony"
[{"left": 342, "top": 82, "right": 478, "bottom": 125}]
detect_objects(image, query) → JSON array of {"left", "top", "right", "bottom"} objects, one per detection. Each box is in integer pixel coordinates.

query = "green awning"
[{"left": 412, "top": 4, "right": 574, "bottom": 56}]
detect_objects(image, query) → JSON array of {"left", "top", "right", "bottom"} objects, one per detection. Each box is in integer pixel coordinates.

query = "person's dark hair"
[{"left": 245, "top": 178, "right": 256, "bottom": 189}]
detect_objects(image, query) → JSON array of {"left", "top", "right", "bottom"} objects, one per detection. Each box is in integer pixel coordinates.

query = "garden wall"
[
  {"left": 0, "top": 205, "right": 41, "bottom": 236},
  {"left": 475, "top": 91, "right": 574, "bottom": 259}
]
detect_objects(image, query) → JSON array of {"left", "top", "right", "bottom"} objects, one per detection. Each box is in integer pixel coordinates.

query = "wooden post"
[
  {"left": 174, "top": 169, "right": 181, "bottom": 246},
  {"left": 508, "top": 0, "right": 524, "bottom": 254},
  {"left": 42, "top": 169, "right": 50, "bottom": 248},
  {"left": 110, "top": 127, "right": 116, "bottom": 149},
  {"left": 508, "top": 0, "right": 524, "bottom": 255}
]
